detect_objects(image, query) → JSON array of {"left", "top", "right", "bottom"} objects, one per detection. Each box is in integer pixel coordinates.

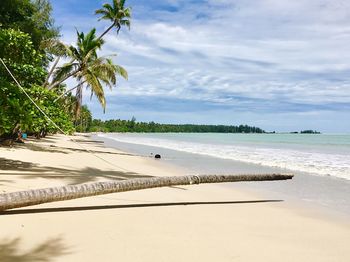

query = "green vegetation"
[
  {"left": 50, "top": 28, "right": 127, "bottom": 113},
  {"left": 0, "top": 28, "right": 74, "bottom": 139},
  {"left": 89, "top": 118, "right": 265, "bottom": 133},
  {"left": 288, "top": 130, "right": 321, "bottom": 134},
  {"left": 49, "top": 0, "right": 130, "bottom": 125},
  {"left": 95, "top": 0, "right": 131, "bottom": 39},
  {"left": 0, "top": 0, "right": 59, "bottom": 62},
  {"left": 0, "top": 0, "right": 130, "bottom": 143},
  {"left": 75, "top": 106, "right": 93, "bottom": 133},
  {"left": 300, "top": 130, "right": 321, "bottom": 134}
]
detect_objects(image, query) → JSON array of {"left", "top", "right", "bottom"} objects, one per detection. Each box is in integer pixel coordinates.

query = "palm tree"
[
  {"left": 48, "top": 28, "right": 127, "bottom": 114},
  {"left": 40, "top": 38, "right": 70, "bottom": 88},
  {"left": 95, "top": 0, "right": 131, "bottom": 39},
  {"left": 0, "top": 174, "right": 293, "bottom": 211}
]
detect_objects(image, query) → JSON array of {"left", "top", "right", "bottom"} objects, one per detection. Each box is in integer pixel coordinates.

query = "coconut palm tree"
[
  {"left": 48, "top": 28, "right": 127, "bottom": 114},
  {"left": 95, "top": 0, "right": 131, "bottom": 39},
  {"left": 0, "top": 174, "right": 293, "bottom": 211},
  {"left": 48, "top": 28, "right": 103, "bottom": 90}
]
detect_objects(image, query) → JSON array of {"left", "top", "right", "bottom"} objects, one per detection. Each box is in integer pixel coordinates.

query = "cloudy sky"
[{"left": 50, "top": 0, "right": 350, "bottom": 132}]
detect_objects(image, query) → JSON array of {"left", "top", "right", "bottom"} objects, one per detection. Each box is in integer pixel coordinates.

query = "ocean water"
[
  {"left": 97, "top": 133, "right": 350, "bottom": 181},
  {"left": 95, "top": 132, "right": 350, "bottom": 215}
]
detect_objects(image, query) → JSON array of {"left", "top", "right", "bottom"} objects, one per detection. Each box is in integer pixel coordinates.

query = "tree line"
[{"left": 88, "top": 118, "right": 265, "bottom": 133}]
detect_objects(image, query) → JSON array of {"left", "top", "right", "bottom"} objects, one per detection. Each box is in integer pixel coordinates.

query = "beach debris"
[{"left": 0, "top": 174, "right": 293, "bottom": 211}]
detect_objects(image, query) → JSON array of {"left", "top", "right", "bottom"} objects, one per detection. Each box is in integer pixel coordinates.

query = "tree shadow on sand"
[
  {"left": 0, "top": 237, "right": 70, "bottom": 262},
  {"left": 0, "top": 158, "right": 36, "bottom": 170},
  {"left": 13, "top": 142, "right": 139, "bottom": 156},
  {"left": 14, "top": 144, "right": 70, "bottom": 154},
  {"left": 0, "top": 200, "right": 283, "bottom": 216},
  {"left": 0, "top": 157, "right": 152, "bottom": 185}
]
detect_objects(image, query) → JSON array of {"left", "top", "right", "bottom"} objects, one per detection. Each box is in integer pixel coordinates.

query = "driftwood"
[{"left": 0, "top": 174, "right": 293, "bottom": 211}]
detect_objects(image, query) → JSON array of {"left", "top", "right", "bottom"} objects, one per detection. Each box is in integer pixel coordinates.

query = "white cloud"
[{"left": 51, "top": 0, "right": 350, "bottom": 131}]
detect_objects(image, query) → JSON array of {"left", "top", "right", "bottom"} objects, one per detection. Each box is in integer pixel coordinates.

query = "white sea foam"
[{"left": 99, "top": 133, "right": 350, "bottom": 181}]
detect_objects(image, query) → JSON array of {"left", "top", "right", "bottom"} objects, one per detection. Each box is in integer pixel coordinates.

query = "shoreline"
[
  {"left": 95, "top": 132, "right": 350, "bottom": 180},
  {"left": 0, "top": 134, "right": 350, "bottom": 261},
  {"left": 95, "top": 133, "right": 350, "bottom": 217}
]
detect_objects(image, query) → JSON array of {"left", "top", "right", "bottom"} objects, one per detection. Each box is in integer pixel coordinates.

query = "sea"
[{"left": 95, "top": 133, "right": 350, "bottom": 216}]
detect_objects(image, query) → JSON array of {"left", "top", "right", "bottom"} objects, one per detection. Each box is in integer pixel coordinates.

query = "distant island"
[
  {"left": 290, "top": 130, "right": 321, "bottom": 134},
  {"left": 88, "top": 118, "right": 265, "bottom": 133},
  {"left": 300, "top": 130, "right": 321, "bottom": 134}
]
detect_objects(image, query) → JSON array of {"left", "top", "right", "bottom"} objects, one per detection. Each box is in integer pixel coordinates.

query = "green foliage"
[
  {"left": 95, "top": 0, "right": 131, "bottom": 37},
  {"left": 51, "top": 28, "right": 127, "bottom": 112},
  {"left": 0, "top": 0, "right": 34, "bottom": 30},
  {"left": 48, "top": 1, "right": 131, "bottom": 121},
  {"left": 300, "top": 130, "right": 320, "bottom": 134},
  {"left": 0, "top": 80, "right": 26, "bottom": 136},
  {"left": 0, "top": 28, "right": 73, "bottom": 138},
  {"left": 0, "top": 81, "right": 74, "bottom": 138},
  {"left": 89, "top": 118, "right": 265, "bottom": 133},
  {"left": 75, "top": 105, "right": 92, "bottom": 132},
  {"left": 0, "top": 29, "right": 40, "bottom": 63},
  {"left": 24, "top": 85, "right": 74, "bottom": 135},
  {"left": 0, "top": 0, "right": 59, "bottom": 55},
  {"left": 0, "top": 29, "right": 46, "bottom": 85}
]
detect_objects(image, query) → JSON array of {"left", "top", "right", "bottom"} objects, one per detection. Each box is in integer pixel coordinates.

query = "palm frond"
[
  {"left": 57, "top": 16, "right": 128, "bottom": 112},
  {"left": 120, "top": 19, "right": 131, "bottom": 30},
  {"left": 95, "top": 0, "right": 131, "bottom": 37},
  {"left": 52, "top": 63, "right": 79, "bottom": 84},
  {"left": 115, "top": 64, "right": 128, "bottom": 80},
  {"left": 41, "top": 38, "right": 69, "bottom": 57},
  {"left": 68, "top": 46, "right": 80, "bottom": 61},
  {"left": 84, "top": 72, "right": 106, "bottom": 110}
]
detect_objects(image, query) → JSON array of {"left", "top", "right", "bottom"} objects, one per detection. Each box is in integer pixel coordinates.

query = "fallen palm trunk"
[{"left": 0, "top": 174, "right": 293, "bottom": 211}]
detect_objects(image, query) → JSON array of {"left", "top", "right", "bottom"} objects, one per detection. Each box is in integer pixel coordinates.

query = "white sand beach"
[{"left": 0, "top": 134, "right": 349, "bottom": 262}]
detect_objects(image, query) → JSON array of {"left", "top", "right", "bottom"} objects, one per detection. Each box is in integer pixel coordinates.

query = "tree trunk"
[
  {"left": 43, "top": 57, "right": 61, "bottom": 88},
  {"left": 98, "top": 22, "right": 116, "bottom": 40},
  {"left": 53, "top": 81, "right": 86, "bottom": 102},
  {"left": 74, "top": 83, "right": 83, "bottom": 119},
  {"left": 0, "top": 174, "right": 293, "bottom": 211},
  {"left": 47, "top": 69, "right": 79, "bottom": 90}
]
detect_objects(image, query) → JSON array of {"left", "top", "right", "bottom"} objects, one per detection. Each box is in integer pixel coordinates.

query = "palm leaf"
[
  {"left": 52, "top": 63, "right": 79, "bottom": 84},
  {"left": 115, "top": 64, "right": 128, "bottom": 80},
  {"left": 84, "top": 71, "right": 106, "bottom": 110}
]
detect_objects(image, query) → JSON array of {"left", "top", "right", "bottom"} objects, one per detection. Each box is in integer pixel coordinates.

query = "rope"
[
  {"left": 0, "top": 58, "right": 132, "bottom": 173},
  {"left": 0, "top": 58, "right": 67, "bottom": 135}
]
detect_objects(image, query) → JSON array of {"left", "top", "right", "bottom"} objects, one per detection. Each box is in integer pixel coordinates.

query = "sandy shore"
[{"left": 0, "top": 134, "right": 349, "bottom": 261}]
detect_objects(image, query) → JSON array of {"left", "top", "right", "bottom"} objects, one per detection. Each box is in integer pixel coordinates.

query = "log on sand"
[{"left": 0, "top": 174, "right": 293, "bottom": 211}]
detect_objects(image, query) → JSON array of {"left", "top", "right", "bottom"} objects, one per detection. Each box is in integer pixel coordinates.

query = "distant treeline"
[
  {"left": 89, "top": 118, "right": 265, "bottom": 133},
  {"left": 300, "top": 130, "right": 321, "bottom": 134},
  {"left": 289, "top": 130, "right": 321, "bottom": 134}
]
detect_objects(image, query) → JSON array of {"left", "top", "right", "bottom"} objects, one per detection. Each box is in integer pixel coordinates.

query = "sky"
[{"left": 50, "top": 0, "right": 350, "bottom": 132}]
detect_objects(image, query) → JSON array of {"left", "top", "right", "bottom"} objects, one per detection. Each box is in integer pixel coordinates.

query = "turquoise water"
[{"left": 98, "top": 133, "right": 350, "bottom": 181}]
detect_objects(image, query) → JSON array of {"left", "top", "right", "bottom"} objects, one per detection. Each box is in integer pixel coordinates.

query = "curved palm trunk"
[
  {"left": 74, "top": 83, "right": 83, "bottom": 119},
  {"left": 43, "top": 57, "right": 61, "bottom": 88},
  {"left": 53, "top": 81, "right": 87, "bottom": 103},
  {"left": 48, "top": 69, "right": 80, "bottom": 90},
  {"left": 0, "top": 174, "right": 293, "bottom": 211},
  {"left": 98, "top": 22, "right": 116, "bottom": 40}
]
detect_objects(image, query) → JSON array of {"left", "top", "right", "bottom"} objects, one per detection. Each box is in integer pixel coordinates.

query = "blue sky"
[{"left": 50, "top": 0, "right": 350, "bottom": 132}]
